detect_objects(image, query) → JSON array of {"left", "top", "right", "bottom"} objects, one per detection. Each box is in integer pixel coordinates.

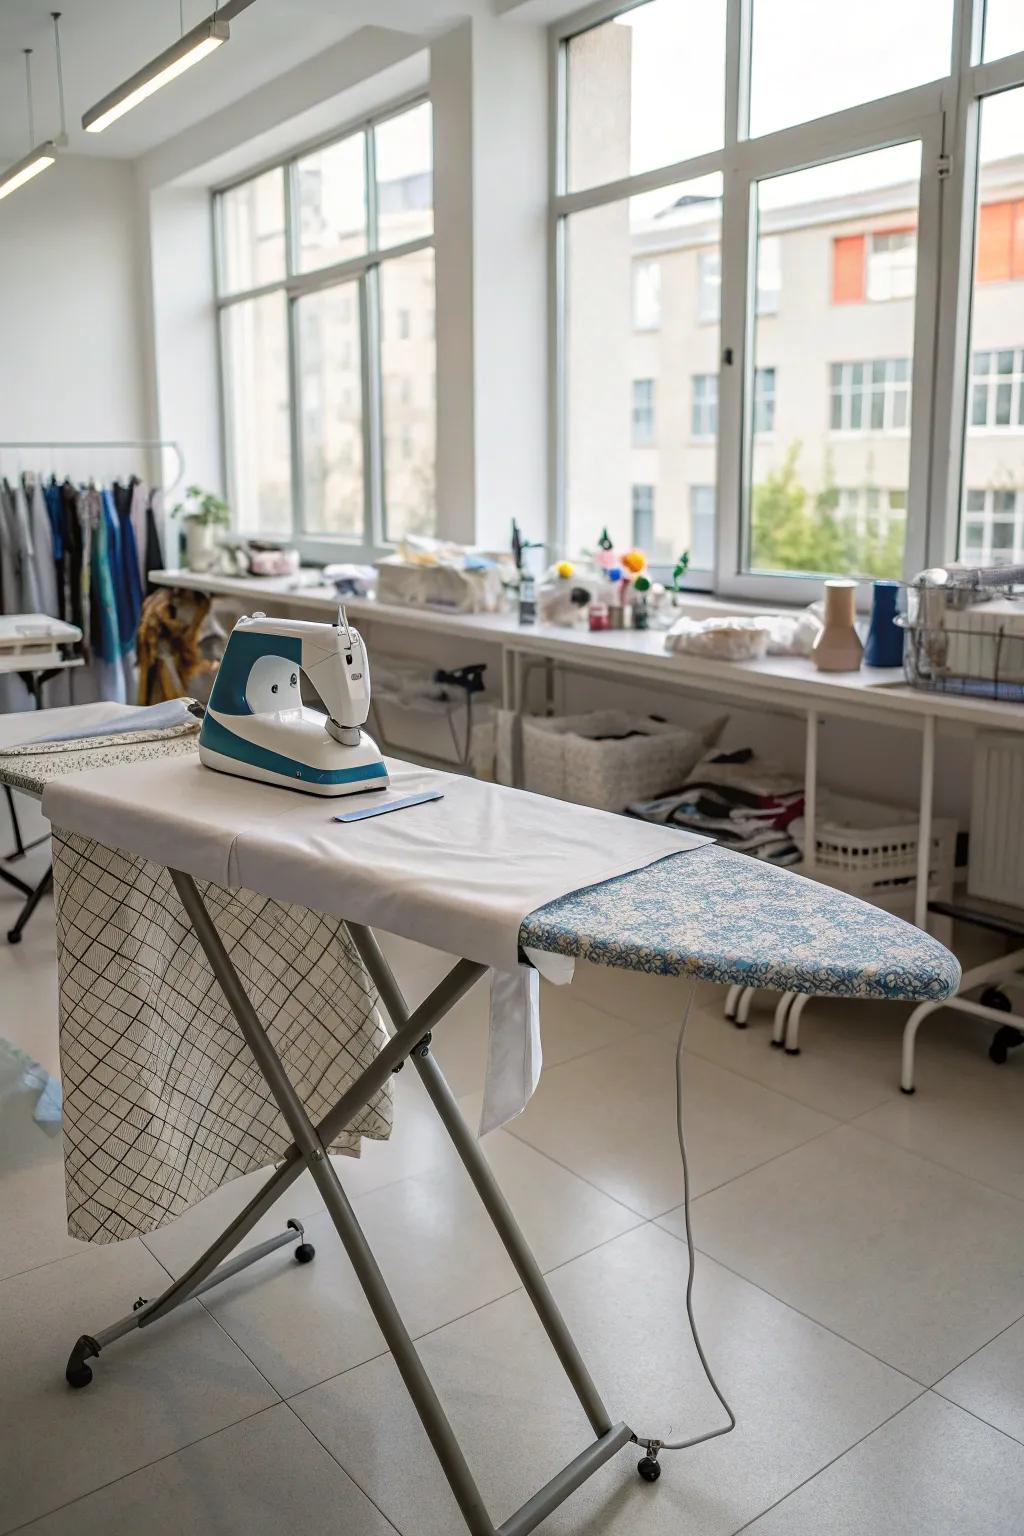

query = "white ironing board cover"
[{"left": 42, "top": 754, "right": 709, "bottom": 973}]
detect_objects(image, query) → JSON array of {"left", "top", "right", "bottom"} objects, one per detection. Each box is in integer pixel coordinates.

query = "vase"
[
  {"left": 812, "top": 579, "right": 863, "bottom": 672},
  {"left": 184, "top": 520, "right": 217, "bottom": 573},
  {"left": 864, "top": 579, "right": 905, "bottom": 668}
]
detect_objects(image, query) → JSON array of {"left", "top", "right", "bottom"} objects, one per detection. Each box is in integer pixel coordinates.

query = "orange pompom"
[{"left": 622, "top": 549, "right": 646, "bottom": 573}]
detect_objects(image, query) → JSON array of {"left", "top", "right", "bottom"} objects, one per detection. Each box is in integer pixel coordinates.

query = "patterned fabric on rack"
[
  {"left": 521, "top": 845, "right": 961, "bottom": 1001},
  {"left": 52, "top": 827, "right": 393, "bottom": 1243}
]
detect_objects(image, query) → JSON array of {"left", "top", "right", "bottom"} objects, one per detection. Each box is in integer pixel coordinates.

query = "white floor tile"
[
  {"left": 506, "top": 1028, "right": 836, "bottom": 1217},
  {"left": 936, "top": 1317, "right": 1024, "bottom": 1444},
  {"left": 0, "top": 1042, "right": 81, "bottom": 1280},
  {"left": 293, "top": 1223, "right": 917, "bottom": 1536},
  {"left": 0, "top": 1241, "right": 277, "bottom": 1533},
  {"left": 741, "top": 1392, "right": 1024, "bottom": 1536},
  {"left": 682, "top": 993, "right": 912, "bottom": 1122},
  {"left": 17, "top": 1403, "right": 398, "bottom": 1536},
  {"left": 676, "top": 1123, "right": 1024, "bottom": 1384},
  {"left": 149, "top": 1118, "right": 639, "bottom": 1398},
  {"left": 852, "top": 1042, "right": 1024, "bottom": 1199}
]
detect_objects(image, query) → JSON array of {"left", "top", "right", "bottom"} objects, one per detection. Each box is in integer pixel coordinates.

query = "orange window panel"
[
  {"left": 977, "top": 201, "right": 1013, "bottom": 283},
  {"left": 832, "top": 234, "right": 865, "bottom": 303},
  {"left": 1012, "top": 199, "right": 1024, "bottom": 280}
]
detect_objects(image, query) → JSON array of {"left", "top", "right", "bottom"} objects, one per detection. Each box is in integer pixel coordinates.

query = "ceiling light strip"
[
  {"left": 0, "top": 144, "right": 57, "bottom": 202},
  {"left": 82, "top": 14, "right": 230, "bottom": 134}
]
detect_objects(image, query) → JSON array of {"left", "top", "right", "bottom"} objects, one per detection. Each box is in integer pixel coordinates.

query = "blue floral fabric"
[{"left": 520, "top": 846, "right": 960, "bottom": 1002}]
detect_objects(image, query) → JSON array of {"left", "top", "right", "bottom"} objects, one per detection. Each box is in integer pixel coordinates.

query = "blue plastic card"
[{"left": 333, "top": 789, "right": 444, "bottom": 823}]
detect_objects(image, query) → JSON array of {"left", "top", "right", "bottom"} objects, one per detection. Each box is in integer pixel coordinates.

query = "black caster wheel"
[
  {"left": 770, "top": 1038, "right": 784, "bottom": 1049},
  {"left": 900, "top": 1085, "right": 916, "bottom": 1095},
  {"left": 980, "top": 987, "right": 1012, "bottom": 1013},
  {"left": 784, "top": 1046, "right": 801, "bottom": 1056},
  {"left": 294, "top": 1242, "right": 316, "bottom": 1264},
  {"left": 637, "top": 1457, "right": 661, "bottom": 1483},
  {"left": 7, "top": 929, "right": 22, "bottom": 944},
  {"left": 989, "top": 1024, "right": 1024, "bottom": 1066},
  {"left": 733, "top": 1019, "right": 747, "bottom": 1031},
  {"left": 66, "top": 1362, "right": 93, "bottom": 1389}
]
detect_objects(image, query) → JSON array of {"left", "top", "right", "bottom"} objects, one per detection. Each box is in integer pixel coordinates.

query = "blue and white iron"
[{"left": 199, "top": 609, "right": 389, "bottom": 796}]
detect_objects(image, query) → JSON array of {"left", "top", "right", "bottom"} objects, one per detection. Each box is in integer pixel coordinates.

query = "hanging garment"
[
  {"left": 145, "top": 489, "right": 166, "bottom": 595},
  {"left": 113, "top": 480, "right": 144, "bottom": 643},
  {"left": 44, "top": 479, "right": 66, "bottom": 621},
  {"left": 11, "top": 478, "right": 41, "bottom": 614},
  {"left": 130, "top": 479, "right": 148, "bottom": 591},
  {"left": 26, "top": 474, "right": 59, "bottom": 619},
  {"left": 0, "top": 481, "right": 17, "bottom": 615},
  {"left": 62, "top": 481, "right": 85, "bottom": 647}
]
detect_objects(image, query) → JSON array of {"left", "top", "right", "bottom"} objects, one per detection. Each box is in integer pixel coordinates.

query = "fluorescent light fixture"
[
  {"left": 82, "top": 15, "right": 229, "bottom": 134},
  {"left": 0, "top": 142, "right": 57, "bottom": 202}
]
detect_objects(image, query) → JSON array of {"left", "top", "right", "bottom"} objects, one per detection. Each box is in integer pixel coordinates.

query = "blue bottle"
[{"left": 864, "top": 579, "right": 904, "bottom": 667}]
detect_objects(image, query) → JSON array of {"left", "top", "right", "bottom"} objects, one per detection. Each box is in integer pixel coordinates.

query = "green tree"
[{"left": 750, "top": 442, "right": 903, "bottom": 579}]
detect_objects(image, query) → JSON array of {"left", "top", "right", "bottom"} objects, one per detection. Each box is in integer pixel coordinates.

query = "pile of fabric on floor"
[{"left": 628, "top": 747, "right": 805, "bottom": 865}]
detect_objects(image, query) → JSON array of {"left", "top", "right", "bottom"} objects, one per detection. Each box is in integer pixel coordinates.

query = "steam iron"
[{"left": 198, "top": 609, "right": 389, "bottom": 796}]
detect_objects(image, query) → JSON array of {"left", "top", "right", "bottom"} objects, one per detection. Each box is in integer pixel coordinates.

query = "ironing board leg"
[
  {"left": 347, "top": 922, "right": 617, "bottom": 1442},
  {"left": 7, "top": 864, "right": 53, "bottom": 944},
  {"left": 65, "top": 877, "right": 631, "bottom": 1535}
]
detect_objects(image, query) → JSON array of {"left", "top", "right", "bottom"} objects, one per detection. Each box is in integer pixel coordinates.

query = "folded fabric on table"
[
  {"left": 25, "top": 697, "right": 199, "bottom": 743},
  {"left": 52, "top": 826, "right": 392, "bottom": 1243},
  {"left": 629, "top": 747, "right": 805, "bottom": 865}
]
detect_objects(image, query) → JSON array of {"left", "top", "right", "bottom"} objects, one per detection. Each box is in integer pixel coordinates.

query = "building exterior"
[{"left": 610, "top": 157, "right": 1024, "bottom": 574}]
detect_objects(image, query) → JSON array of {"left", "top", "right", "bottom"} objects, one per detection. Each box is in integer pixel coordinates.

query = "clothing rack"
[{"left": 0, "top": 440, "right": 185, "bottom": 495}]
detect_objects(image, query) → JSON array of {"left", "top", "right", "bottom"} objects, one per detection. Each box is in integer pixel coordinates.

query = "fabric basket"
[{"left": 521, "top": 709, "right": 726, "bottom": 812}]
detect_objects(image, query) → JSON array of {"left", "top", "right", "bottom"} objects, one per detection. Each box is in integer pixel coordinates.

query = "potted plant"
[{"left": 171, "top": 485, "right": 231, "bottom": 572}]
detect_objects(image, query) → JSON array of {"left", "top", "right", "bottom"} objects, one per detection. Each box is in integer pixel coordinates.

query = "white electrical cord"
[{"left": 633, "top": 980, "right": 737, "bottom": 1457}]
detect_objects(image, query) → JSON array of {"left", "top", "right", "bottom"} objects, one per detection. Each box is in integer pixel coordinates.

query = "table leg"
[{"left": 915, "top": 715, "right": 935, "bottom": 931}]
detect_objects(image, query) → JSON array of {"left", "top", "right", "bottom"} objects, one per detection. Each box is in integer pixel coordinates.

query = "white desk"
[{"left": 150, "top": 568, "right": 1024, "bottom": 929}]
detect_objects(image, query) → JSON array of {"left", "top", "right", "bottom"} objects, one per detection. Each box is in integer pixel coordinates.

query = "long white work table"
[{"left": 151, "top": 567, "right": 1024, "bottom": 930}]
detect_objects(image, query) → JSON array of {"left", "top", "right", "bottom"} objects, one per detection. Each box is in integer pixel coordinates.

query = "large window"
[
  {"left": 216, "top": 99, "right": 435, "bottom": 550},
  {"left": 554, "top": 0, "right": 1022, "bottom": 596},
  {"left": 959, "top": 87, "right": 1024, "bottom": 565}
]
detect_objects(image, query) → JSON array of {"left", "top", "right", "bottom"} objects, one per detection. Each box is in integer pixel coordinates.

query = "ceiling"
[{"left": 0, "top": 0, "right": 476, "bottom": 162}]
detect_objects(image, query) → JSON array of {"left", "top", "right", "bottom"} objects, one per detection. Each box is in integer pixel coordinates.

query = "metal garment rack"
[
  {"left": 64, "top": 876, "right": 640, "bottom": 1536},
  {"left": 0, "top": 439, "right": 185, "bottom": 495}
]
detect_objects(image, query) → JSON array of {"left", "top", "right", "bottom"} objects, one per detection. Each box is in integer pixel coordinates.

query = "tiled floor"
[{"left": 2, "top": 888, "right": 1024, "bottom": 1535}]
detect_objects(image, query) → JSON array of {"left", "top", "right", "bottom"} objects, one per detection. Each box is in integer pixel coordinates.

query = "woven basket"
[{"left": 521, "top": 709, "right": 725, "bottom": 812}]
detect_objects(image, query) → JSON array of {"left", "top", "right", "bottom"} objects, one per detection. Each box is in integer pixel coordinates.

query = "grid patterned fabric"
[{"left": 51, "top": 826, "right": 393, "bottom": 1244}]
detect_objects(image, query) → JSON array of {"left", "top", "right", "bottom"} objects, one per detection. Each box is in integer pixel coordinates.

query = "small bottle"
[
  {"left": 589, "top": 601, "right": 610, "bottom": 632},
  {"left": 518, "top": 570, "right": 537, "bottom": 626}
]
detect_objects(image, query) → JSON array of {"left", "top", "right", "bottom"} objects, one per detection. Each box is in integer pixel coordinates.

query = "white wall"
[{"left": 0, "top": 155, "right": 148, "bottom": 478}]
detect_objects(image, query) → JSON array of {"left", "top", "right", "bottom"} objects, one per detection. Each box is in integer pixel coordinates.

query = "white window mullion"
[{"left": 715, "top": 154, "right": 753, "bottom": 588}]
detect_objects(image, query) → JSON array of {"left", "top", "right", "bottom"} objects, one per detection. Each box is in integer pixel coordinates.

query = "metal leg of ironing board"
[
  {"left": 66, "top": 878, "right": 631, "bottom": 1534},
  {"left": 347, "top": 921, "right": 617, "bottom": 1442},
  {"left": 66, "top": 934, "right": 487, "bottom": 1377},
  {"left": 7, "top": 863, "right": 53, "bottom": 944}
]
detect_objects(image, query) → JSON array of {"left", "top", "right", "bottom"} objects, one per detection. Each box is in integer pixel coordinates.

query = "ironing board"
[{"left": 36, "top": 752, "right": 956, "bottom": 1536}]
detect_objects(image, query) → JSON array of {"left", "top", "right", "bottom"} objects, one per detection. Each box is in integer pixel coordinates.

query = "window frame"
[
  {"left": 549, "top": 0, "right": 1024, "bottom": 603},
  {"left": 213, "top": 91, "right": 434, "bottom": 562}
]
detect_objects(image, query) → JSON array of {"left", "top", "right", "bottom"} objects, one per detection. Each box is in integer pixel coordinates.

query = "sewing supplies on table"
[{"left": 198, "top": 608, "right": 389, "bottom": 795}]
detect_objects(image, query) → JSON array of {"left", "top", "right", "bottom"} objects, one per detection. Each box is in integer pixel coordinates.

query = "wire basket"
[
  {"left": 900, "top": 565, "right": 1024, "bottom": 702},
  {"left": 901, "top": 616, "right": 1024, "bottom": 701}
]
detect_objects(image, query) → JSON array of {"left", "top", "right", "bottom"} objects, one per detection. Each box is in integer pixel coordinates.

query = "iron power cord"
[{"left": 632, "top": 980, "right": 737, "bottom": 1481}]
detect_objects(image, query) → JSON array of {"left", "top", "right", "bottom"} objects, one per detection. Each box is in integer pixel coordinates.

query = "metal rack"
[{"left": 0, "top": 439, "right": 185, "bottom": 494}]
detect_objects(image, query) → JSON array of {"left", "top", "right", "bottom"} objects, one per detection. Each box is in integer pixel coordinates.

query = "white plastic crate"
[{"left": 805, "top": 791, "right": 957, "bottom": 905}]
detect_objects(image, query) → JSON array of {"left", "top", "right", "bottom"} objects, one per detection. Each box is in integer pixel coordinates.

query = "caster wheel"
[
  {"left": 294, "top": 1243, "right": 315, "bottom": 1264},
  {"left": 769, "top": 1038, "right": 784, "bottom": 1049},
  {"left": 66, "top": 1362, "right": 93, "bottom": 1389},
  {"left": 784, "top": 1046, "right": 801, "bottom": 1056},
  {"left": 980, "top": 987, "right": 1012, "bottom": 1013},
  {"left": 900, "top": 1085, "right": 915, "bottom": 1095},
  {"left": 637, "top": 1457, "right": 661, "bottom": 1483},
  {"left": 8, "top": 929, "right": 22, "bottom": 944},
  {"left": 990, "top": 1041, "right": 1009, "bottom": 1065},
  {"left": 733, "top": 1020, "right": 747, "bottom": 1031}
]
